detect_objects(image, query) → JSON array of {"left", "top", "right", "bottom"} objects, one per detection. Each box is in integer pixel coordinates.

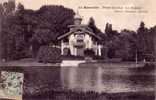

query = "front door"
[{"left": 77, "top": 47, "right": 84, "bottom": 57}]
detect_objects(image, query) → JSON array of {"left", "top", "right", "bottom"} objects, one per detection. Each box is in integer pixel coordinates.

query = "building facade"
[{"left": 58, "top": 13, "right": 102, "bottom": 57}]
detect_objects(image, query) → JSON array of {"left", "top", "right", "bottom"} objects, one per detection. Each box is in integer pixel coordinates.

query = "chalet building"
[{"left": 58, "top": 13, "right": 102, "bottom": 57}]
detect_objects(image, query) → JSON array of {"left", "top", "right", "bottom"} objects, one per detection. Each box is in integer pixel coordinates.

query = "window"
[
  {"left": 76, "top": 34, "right": 84, "bottom": 40},
  {"left": 77, "top": 39, "right": 83, "bottom": 42}
]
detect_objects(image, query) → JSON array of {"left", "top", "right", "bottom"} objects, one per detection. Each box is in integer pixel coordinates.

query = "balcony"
[{"left": 73, "top": 41, "right": 85, "bottom": 48}]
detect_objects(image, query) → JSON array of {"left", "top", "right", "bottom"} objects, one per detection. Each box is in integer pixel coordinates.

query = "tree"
[
  {"left": 137, "top": 21, "right": 149, "bottom": 60},
  {"left": 0, "top": 4, "right": 75, "bottom": 60},
  {"left": 30, "top": 5, "right": 75, "bottom": 57},
  {"left": 104, "top": 23, "right": 120, "bottom": 58},
  {"left": 88, "top": 17, "right": 103, "bottom": 36},
  {"left": 153, "top": 26, "right": 156, "bottom": 60},
  {"left": 147, "top": 26, "right": 156, "bottom": 61},
  {"left": 136, "top": 21, "right": 156, "bottom": 61},
  {"left": 1, "top": 3, "right": 28, "bottom": 60},
  {"left": 0, "top": 4, "right": 4, "bottom": 60},
  {"left": 0, "top": 1, "right": 16, "bottom": 60},
  {"left": 34, "top": 5, "right": 74, "bottom": 41},
  {"left": 105, "top": 23, "right": 112, "bottom": 36},
  {"left": 88, "top": 17, "right": 106, "bottom": 44},
  {"left": 17, "top": 2, "right": 24, "bottom": 11},
  {"left": 88, "top": 17, "right": 101, "bottom": 33},
  {"left": 106, "top": 35, "right": 120, "bottom": 58},
  {"left": 1, "top": 14, "right": 26, "bottom": 60},
  {"left": 105, "top": 22, "right": 119, "bottom": 39},
  {"left": 104, "top": 26, "right": 138, "bottom": 60},
  {"left": 116, "top": 29, "right": 137, "bottom": 60},
  {"left": 0, "top": 4, "right": 4, "bottom": 15}
]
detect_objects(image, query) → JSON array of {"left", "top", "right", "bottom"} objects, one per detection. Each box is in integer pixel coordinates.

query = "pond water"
[
  {"left": 61, "top": 65, "right": 155, "bottom": 93},
  {"left": 0, "top": 64, "right": 155, "bottom": 94}
]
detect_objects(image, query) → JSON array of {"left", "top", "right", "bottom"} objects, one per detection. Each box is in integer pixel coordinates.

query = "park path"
[{"left": 61, "top": 60, "right": 85, "bottom": 67}]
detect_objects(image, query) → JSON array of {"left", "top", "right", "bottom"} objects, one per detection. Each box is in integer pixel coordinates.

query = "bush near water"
[{"left": 37, "top": 46, "right": 61, "bottom": 63}]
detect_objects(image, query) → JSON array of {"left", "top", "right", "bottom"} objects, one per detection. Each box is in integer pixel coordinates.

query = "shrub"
[
  {"left": 84, "top": 49, "right": 95, "bottom": 57},
  {"left": 37, "top": 46, "right": 61, "bottom": 63},
  {"left": 93, "top": 55, "right": 103, "bottom": 60},
  {"left": 101, "top": 46, "right": 108, "bottom": 59}
]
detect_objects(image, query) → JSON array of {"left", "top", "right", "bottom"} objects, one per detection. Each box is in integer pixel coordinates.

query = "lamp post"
[{"left": 135, "top": 49, "right": 138, "bottom": 67}]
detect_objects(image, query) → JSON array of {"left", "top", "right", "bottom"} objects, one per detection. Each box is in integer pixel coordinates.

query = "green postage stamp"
[{"left": 0, "top": 71, "right": 24, "bottom": 100}]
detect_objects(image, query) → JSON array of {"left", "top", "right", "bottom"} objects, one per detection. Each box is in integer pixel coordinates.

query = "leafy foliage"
[
  {"left": 0, "top": 3, "right": 75, "bottom": 60},
  {"left": 116, "top": 29, "right": 137, "bottom": 60},
  {"left": 0, "top": 3, "right": 28, "bottom": 60},
  {"left": 33, "top": 5, "right": 75, "bottom": 44},
  {"left": 37, "top": 46, "right": 61, "bottom": 63},
  {"left": 1, "top": 14, "right": 27, "bottom": 60},
  {"left": 30, "top": 5, "right": 75, "bottom": 57},
  {"left": 84, "top": 49, "right": 95, "bottom": 57},
  {"left": 137, "top": 22, "right": 155, "bottom": 61},
  {"left": 88, "top": 17, "right": 106, "bottom": 43},
  {"left": 88, "top": 17, "right": 102, "bottom": 34},
  {"left": 104, "top": 21, "right": 155, "bottom": 61},
  {"left": 0, "top": 1, "right": 155, "bottom": 62},
  {"left": 0, "top": 4, "right": 4, "bottom": 15}
]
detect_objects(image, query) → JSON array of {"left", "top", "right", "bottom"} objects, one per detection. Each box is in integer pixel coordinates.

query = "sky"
[{"left": 1, "top": 0, "right": 156, "bottom": 32}]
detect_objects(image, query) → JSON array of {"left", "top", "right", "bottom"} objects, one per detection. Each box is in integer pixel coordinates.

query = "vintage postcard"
[{"left": 0, "top": 0, "right": 155, "bottom": 100}]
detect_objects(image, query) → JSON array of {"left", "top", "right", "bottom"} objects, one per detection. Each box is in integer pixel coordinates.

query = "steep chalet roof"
[{"left": 58, "top": 25, "right": 101, "bottom": 40}]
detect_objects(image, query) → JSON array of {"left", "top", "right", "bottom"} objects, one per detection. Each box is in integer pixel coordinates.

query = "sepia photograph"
[{"left": 0, "top": 0, "right": 155, "bottom": 100}]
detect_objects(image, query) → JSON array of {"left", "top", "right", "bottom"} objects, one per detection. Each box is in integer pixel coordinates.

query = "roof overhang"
[{"left": 57, "top": 29, "right": 102, "bottom": 40}]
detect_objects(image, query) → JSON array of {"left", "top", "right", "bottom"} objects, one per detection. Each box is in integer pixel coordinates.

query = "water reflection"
[{"left": 61, "top": 66, "right": 155, "bottom": 93}]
